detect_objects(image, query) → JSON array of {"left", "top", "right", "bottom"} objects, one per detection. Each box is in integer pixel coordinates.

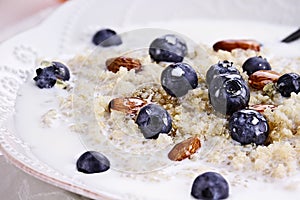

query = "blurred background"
[{"left": 0, "top": 0, "right": 66, "bottom": 42}]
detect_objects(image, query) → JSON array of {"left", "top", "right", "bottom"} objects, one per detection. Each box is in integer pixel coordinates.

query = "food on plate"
[
  {"left": 229, "top": 109, "right": 270, "bottom": 145},
  {"left": 22, "top": 25, "right": 300, "bottom": 199},
  {"left": 51, "top": 61, "right": 71, "bottom": 81},
  {"left": 149, "top": 34, "right": 187, "bottom": 63},
  {"left": 135, "top": 104, "right": 172, "bottom": 139},
  {"left": 168, "top": 136, "right": 201, "bottom": 161},
  {"left": 212, "top": 39, "right": 261, "bottom": 52},
  {"left": 248, "top": 104, "right": 277, "bottom": 113},
  {"left": 106, "top": 56, "right": 142, "bottom": 73},
  {"left": 92, "top": 28, "right": 122, "bottom": 47},
  {"left": 33, "top": 61, "right": 70, "bottom": 89},
  {"left": 248, "top": 70, "right": 280, "bottom": 90},
  {"left": 276, "top": 72, "right": 300, "bottom": 97},
  {"left": 242, "top": 56, "right": 271, "bottom": 75},
  {"left": 33, "top": 67, "right": 57, "bottom": 89},
  {"left": 161, "top": 62, "right": 198, "bottom": 97},
  {"left": 208, "top": 72, "right": 250, "bottom": 115},
  {"left": 108, "top": 97, "right": 148, "bottom": 115},
  {"left": 76, "top": 151, "right": 110, "bottom": 174},
  {"left": 191, "top": 172, "right": 229, "bottom": 200},
  {"left": 205, "top": 60, "right": 240, "bottom": 86}
]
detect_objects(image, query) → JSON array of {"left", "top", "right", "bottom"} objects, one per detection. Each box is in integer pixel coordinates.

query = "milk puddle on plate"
[{"left": 12, "top": 19, "right": 300, "bottom": 200}]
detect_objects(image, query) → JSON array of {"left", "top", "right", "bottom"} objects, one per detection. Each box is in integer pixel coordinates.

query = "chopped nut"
[
  {"left": 106, "top": 56, "right": 142, "bottom": 73},
  {"left": 263, "top": 82, "right": 277, "bottom": 97},
  {"left": 249, "top": 104, "right": 277, "bottom": 113},
  {"left": 248, "top": 70, "right": 280, "bottom": 90},
  {"left": 168, "top": 136, "right": 201, "bottom": 161},
  {"left": 213, "top": 39, "right": 261, "bottom": 52},
  {"left": 108, "top": 97, "right": 147, "bottom": 115}
]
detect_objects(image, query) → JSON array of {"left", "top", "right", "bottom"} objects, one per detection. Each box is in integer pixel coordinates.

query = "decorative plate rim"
[{"left": 0, "top": 0, "right": 119, "bottom": 199}]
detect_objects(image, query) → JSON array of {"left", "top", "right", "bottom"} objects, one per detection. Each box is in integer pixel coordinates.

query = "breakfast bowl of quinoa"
[{"left": 0, "top": 0, "right": 300, "bottom": 199}]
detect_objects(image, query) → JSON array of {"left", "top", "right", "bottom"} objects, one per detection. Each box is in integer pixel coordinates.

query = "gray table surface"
[{"left": 0, "top": 156, "right": 92, "bottom": 200}]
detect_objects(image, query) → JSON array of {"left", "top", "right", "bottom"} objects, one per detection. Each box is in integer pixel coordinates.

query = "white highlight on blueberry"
[
  {"left": 145, "top": 108, "right": 151, "bottom": 115},
  {"left": 263, "top": 123, "right": 268, "bottom": 132},
  {"left": 225, "top": 74, "right": 241, "bottom": 79},
  {"left": 240, "top": 109, "right": 255, "bottom": 114},
  {"left": 251, "top": 117, "right": 259, "bottom": 125},
  {"left": 165, "top": 35, "right": 177, "bottom": 45},
  {"left": 171, "top": 67, "right": 185, "bottom": 77},
  {"left": 156, "top": 49, "right": 161, "bottom": 54},
  {"left": 215, "top": 89, "right": 220, "bottom": 98},
  {"left": 162, "top": 116, "right": 168, "bottom": 126}
]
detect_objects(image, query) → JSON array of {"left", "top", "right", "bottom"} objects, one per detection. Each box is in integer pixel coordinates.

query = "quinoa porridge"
[{"left": 14, "top": 25, "right": 300, "bottom": 199}]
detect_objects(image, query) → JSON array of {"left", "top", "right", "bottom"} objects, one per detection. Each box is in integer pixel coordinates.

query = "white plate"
[{"left": 0, "top": 0, "right": 300, "bottom": 199}]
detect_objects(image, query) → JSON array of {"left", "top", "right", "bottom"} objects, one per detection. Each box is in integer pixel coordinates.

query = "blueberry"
[
  {"left": 149, "top": 34, "right": 187, "bottom": 63},
  {"left": 52, "top": 61, "right": 70, "bottom": 81},
  {"left": 135, "top": 104, "right": 172, "bottom": 139},
  {"left": 161, "top": 63, "right": 198, "bottom": 97},
  {"left": 76, "top": 151, "right": 110, "bottom": 174},
  {"left": 229, "top": 109, "right": 269, "bottom": 145},
  {"left": 206, "top": 60, "right": 240, "bottom": 86},
  {"left": 242, "top": 56, "right": 271, "bottom": 76},
  {"left": 208, "top": 74, "right": 250, "bottom": 115},
  {"left": 191, "top": 172, "right": 229, "bottom": 200},
  {"left": 33, "top": 61, "right": 71, "bottom": 89},
  {"left": 276, "top": 73, "right": 300, "bottom": 97},
  {"left": 33, "top": 67, "right": 57, "bottom": 89},
  {"left": 92, "top": 28, "right": 122, "bottom": 47}
]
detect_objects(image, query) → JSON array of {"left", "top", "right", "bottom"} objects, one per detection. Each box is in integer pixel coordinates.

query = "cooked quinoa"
[{"left": 44, "top": 38, "right": 300, "bottom": 179}]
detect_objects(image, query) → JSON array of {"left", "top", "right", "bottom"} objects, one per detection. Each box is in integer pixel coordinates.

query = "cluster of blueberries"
[
  {"left": 207, "top": 59, "right": 270, "bottom": 146},
  {"left": 34, "top": 28, "right": 300, "bottom": 200},
  {"left": 207, "top": 56, "right": 300, "bottom": 146},
  {"left": 33, "top": 61, "right": 70, "bottom": 89},
  {"left": 137, "top": 36, "right": 200, "bottom": 139}
]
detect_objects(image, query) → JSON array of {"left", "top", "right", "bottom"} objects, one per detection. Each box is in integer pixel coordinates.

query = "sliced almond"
[
  {"left": 248, "top": 70, "right": 280, "bottom": 90},
  {"left": 249, "top": 104, "right": 277, "bottom": 113},
  {"left": 108, "top": 97, "right": 147, "bottom": 115},
  {"left": 168, "top": 136, "right": 201, "bottom": 161},
  {"left": 106, "top": 56, "right": 142, "bottom": 73},
  {"left": 213, "top": 39, "right": 261, "bottom": 52}
]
